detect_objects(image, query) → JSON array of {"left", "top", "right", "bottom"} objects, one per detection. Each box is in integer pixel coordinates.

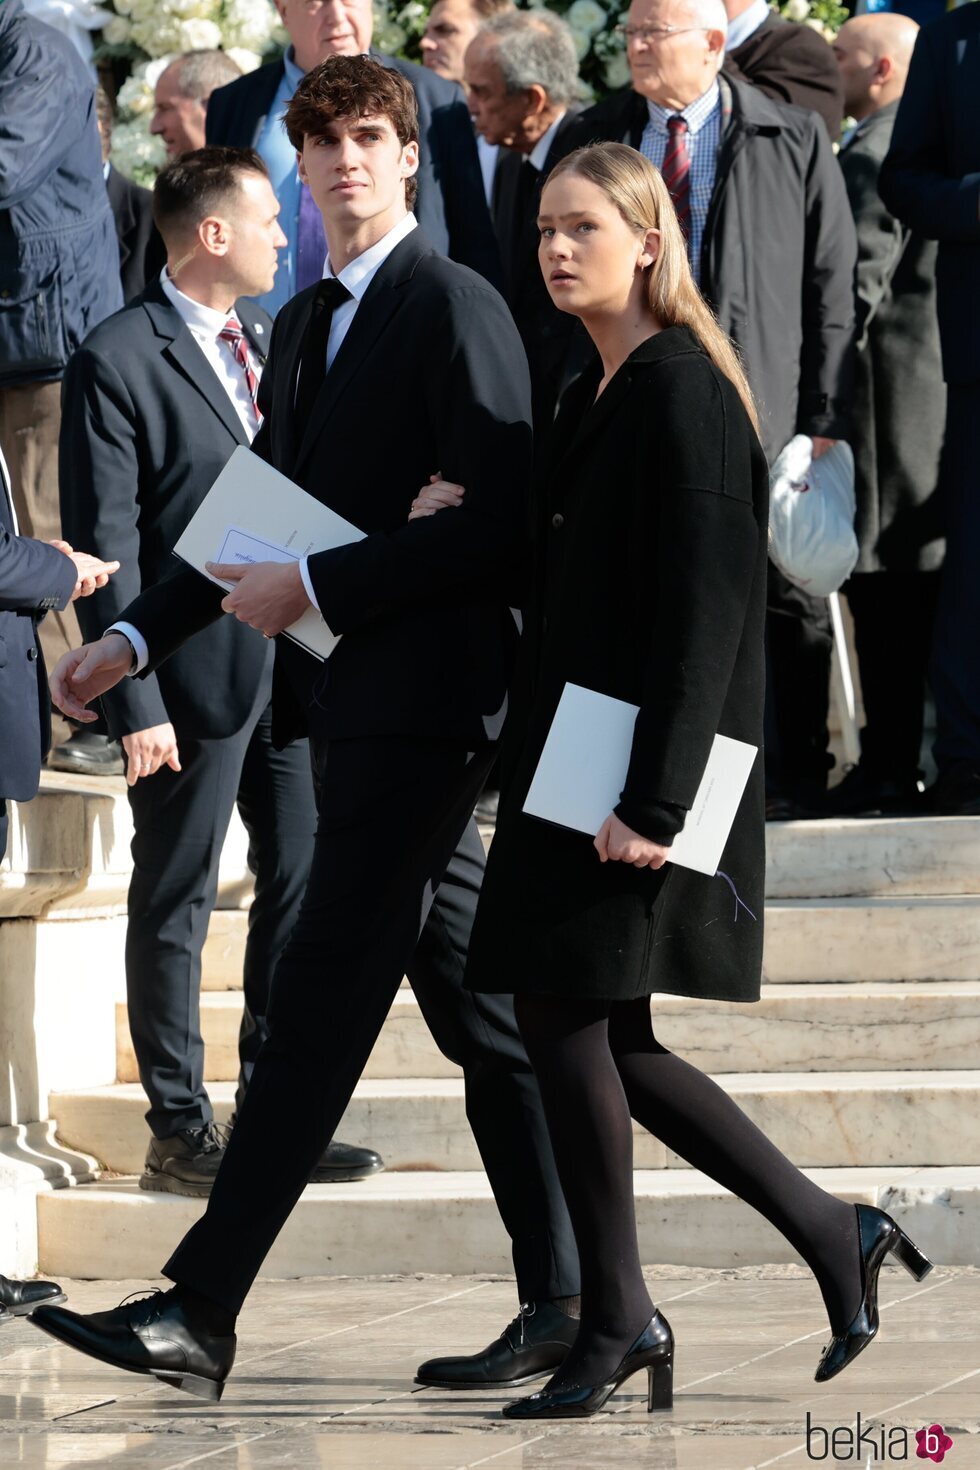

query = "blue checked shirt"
[{"left": 639, "top": 81, "right": 721, "bottom": 284}]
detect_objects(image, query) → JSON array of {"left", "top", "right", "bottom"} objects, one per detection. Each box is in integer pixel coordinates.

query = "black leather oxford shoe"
[
  {"left": 415, "top": 1301, "right": 579, "bottom": 1390},
  {"left": 0, "top": 1273, "right": 66, "bottom": 1315},
  {"left": 31, "top": 1290, "right": 236, "bottom": 1401},
  {"left": 308, "top": 1140, "right": 385, "bottom": 1183}
]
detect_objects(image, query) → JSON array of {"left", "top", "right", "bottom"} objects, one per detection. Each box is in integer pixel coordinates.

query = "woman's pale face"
[{"left": 537, "top": 173, "right": 653, "bottom": 317}]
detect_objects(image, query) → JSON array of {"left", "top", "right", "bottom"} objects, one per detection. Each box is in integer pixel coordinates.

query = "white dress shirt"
[
  {"left": 476, "top": 134, "right": 500, "bottom": 208},
  {"left": 297, "top": 211, "right": 419, "bottom": 611},
  {"left": 109, "top": 270, "right": 266, "bottom": 675},
  {"left": 527, "top": 111, "right": 566, "bottom": 174}
]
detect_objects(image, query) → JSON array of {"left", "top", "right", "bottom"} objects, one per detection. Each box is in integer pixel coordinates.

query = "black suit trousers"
[
  {"left": 126, "top": 702, "right": 316, "bottom": 1138},
  {"left": 163, "top": 726, "right": 579, "bottom": 1312}
]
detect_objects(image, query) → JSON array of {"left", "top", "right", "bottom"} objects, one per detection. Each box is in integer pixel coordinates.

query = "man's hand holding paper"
[{"left": 205, "top": 558, "right": 311, "bottom": 639}]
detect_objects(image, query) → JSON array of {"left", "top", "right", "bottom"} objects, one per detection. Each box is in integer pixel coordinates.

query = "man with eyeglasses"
[
  {"left": 205, "top": 0, "right": 500, "bottom": 314},
  {"left": 565, "top": 0, "right": 857, "bottom": 822}
]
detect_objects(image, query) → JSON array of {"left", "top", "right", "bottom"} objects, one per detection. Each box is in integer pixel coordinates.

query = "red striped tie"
[
  {"left": 218, "top": 316, "right": 261, "bottom": 424},
  {"left": 661, "top": 115, "right": 691, "bottom": 242}
]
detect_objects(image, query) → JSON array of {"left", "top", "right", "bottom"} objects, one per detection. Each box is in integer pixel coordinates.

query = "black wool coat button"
[
  {"left": 551, "top": 512, "right": 565, "bottom": 530},
  {"left": 27, "top": 646, "right": 37, "bottom": 661}
]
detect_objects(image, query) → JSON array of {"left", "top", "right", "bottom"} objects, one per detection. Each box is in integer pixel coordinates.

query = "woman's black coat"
[{"left": 465, "top": 325, "right": 770, "bottom": 1004}]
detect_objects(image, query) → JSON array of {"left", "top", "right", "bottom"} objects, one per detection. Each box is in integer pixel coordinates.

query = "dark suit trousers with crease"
[
  {"left": 126, "top": 703, "right": 316, "bottom": 1138},
  {"left": 163, "top": 725, "right": 579, "bottom": 1313}
]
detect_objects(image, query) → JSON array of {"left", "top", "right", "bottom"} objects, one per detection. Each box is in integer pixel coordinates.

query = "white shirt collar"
[
  {"left": 159, "top": 268, "right": 239, "bottom": 338},
  {"left": 528, "top": 111, "right": 567, "bottom": 174},
  {"left": 323, "top": 212, "right": 418, "bottom": 300},
  {"left": 725, "top": 0, "right": 769, "bottom": 51}
]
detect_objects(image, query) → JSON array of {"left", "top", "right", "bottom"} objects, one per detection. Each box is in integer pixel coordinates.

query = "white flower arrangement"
[{"left": 99, "top": 0, "right": 284, "bottom": 183}]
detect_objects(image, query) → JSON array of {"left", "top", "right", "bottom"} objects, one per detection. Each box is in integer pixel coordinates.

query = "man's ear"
[
  {"left": 525, "top": 83, "right": 549, "bottom": 119},
  {"left": 198, "top": 213, "right": 229, "bottom": 257},
  {"left": 296, "top": 148, "right": 309, "bottom": 186},
  {"left": 402, "top": 139, "right": 421, "bottom": 180}
]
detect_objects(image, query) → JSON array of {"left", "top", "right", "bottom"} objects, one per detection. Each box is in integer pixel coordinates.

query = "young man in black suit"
[
  {"left": 39, "top": 56, "right": 578, "bottom": 1402},
  {"left": 60, "top": 147, "right": 380, "bottom": 1196},
  {"left": 880, "top": 2, "right": 980, "bottom": 817},
  {"left": 205, "top": 0, "right": 500, "bottom": 311}
]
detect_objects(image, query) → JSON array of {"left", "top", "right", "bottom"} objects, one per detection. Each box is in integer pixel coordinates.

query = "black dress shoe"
[
  {"left": 928, "top": 760, "right": 980, "bottom": 817},
  {"left": 0, "top": 1273, "right": 66, "bottom": 1315},
  {"left": 824, "top": 764, "right": 924, "bottom": 818},
  {"left": 308, "top": 1140, "right": 385, "bottom": 1183},
  {"left": 48, "top": 731, "right": 124, "bottom": 776},
  {"left": 502, "top": 1310, "right": 674, "bottom": 1419},
  {"left": 415, "top": 1301, "right": 579, "bottom": 1389},
  {"left": 815, "top": 1204, "right": 933, "bottom": 1383},
  {"left": 31, "top": 1290, "right": 236, "bottom": 1401},
  {"left": 140, "top": 1123, "right": 226, "bottom": 1197}
]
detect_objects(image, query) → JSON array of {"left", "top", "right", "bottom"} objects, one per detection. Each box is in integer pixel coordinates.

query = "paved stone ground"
[{"left": 1, "top": 1265, "right": 978, "bottom": 1469}]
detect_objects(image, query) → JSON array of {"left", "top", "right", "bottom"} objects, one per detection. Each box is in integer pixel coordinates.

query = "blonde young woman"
[{"left": 413, "top": 142, "right": 932, "bottom": 1420}]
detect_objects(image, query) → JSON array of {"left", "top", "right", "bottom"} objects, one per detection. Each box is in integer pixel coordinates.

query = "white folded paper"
[
  {"left": 172, "top": 446, "right": 365, "bottom": 661},
  {"left": 523, "top": 683, "right": 758, "bottom": 875}
]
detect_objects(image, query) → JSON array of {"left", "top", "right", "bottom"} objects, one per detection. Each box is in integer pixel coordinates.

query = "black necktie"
[{"left": 294, "top": 276, "right": 352, "bottom": 431}]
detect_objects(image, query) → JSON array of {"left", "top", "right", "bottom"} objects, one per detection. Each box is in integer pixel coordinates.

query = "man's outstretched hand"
[
  {"left": 49, "top": 633, "right": 134, "bottom": 722},
  {"left": 49, "top": 540, "right": 120, "bottom": 600}
]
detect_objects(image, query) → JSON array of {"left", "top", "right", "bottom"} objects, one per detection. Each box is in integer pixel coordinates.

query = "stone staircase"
[{"left": 4, "top": 775, "right": 980, "bottom": 1280}]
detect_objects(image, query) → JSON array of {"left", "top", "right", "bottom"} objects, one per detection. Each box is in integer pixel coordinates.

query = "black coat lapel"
[
  {"left": 142, "top": 286, "right": 249, "bottom": 447},
  {"left": 291, "top": 229, "right": 431, "bottom": 479}
]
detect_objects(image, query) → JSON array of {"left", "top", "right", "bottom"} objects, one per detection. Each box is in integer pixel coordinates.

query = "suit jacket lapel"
[
  {"left": 291, "top": 230, "right": 430, "bottom": 480},
  {"left": 142, "top": 285, "right": 249, "bottom": 448}
]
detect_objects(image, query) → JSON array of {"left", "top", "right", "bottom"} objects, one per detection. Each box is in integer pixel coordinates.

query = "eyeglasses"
[{"left": 615, "top": 22, "right": 712, "bottom": 42}]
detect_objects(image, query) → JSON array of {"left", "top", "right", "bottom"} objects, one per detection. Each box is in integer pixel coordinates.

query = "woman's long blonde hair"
[{"left": 546, "top": 142, "right": 759, "bottom": 433}]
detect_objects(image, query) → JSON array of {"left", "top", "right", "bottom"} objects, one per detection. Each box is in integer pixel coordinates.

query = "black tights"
[{"left": 514, "top": 992, "right": 862, "bottom": 1391}]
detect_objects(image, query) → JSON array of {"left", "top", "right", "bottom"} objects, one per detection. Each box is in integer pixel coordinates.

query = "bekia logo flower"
[{"left": 916, "top": 1424, "right": 954, "bottom": 1462}]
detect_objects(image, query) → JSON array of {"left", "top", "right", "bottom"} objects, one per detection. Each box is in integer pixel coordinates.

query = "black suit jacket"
[
  {"left": 564, "top": 78, "right": 856, "bottom": 460},
  {"left": 59, "top": 281, "right": 275, "bottom": 741},
  {"left": 105, "top": 164, "right": 164, "bottom": 303},
  {"left": 723, "top": 13, "right": 843, "bottom": 141},
  {"left": 205, "top": 55, "right": 501, "bottom": 288},
  {"left": 112, "top": 228, "right": 532, "bottom": 750},
  {"left": 492, "top": 108, "right": 594, "bottom": 426},
  {"left": 879, "top": 3, "right": 980, "bottom": 386},
  {"left": 0, "top": 447, "right": 76, "bottom": 801}
]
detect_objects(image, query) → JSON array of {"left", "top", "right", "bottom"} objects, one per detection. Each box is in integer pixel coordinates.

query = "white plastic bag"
[{"left": 768, "top": 434, "right": 858, "bottom": 597}]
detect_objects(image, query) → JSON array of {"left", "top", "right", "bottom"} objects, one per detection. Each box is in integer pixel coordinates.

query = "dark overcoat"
[
  {"left": 465, "top": 326, "right": 770, "bottom": 1004},
  {"left": 839, "top": 104, "right": 945, "bottom": 575}
]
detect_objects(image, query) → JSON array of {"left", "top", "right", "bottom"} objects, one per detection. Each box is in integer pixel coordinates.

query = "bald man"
[{"left": 827, "top": 13, "right": 945, "bottom": 817}]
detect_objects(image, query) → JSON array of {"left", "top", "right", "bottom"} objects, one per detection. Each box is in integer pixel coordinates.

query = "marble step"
[
  {"left": 52, "top": 1069, "right": 980, "bottom": 1177},
  {"left": 36, "top": 1166, "right": 980, "bottom": 1278},
  {"left": 764, "top": 815, "right": 980, "bottom": 899},
  {"left": 764, "top": 896, "right": 980, "bottom": 982},
  {"left": 117, "top": 981, "right": 980, "bottom": 1085},
  {"left": 201, "top": 894, "right": 980, "bottom": 992}
]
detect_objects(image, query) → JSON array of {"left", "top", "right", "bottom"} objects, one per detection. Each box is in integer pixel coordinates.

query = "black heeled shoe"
[
  {"left": 501, "top": 1309, "right": 674, "bottom": 1419},
  {"left": 815, "top": 1203, "right": 933, "bottom": 1383}
]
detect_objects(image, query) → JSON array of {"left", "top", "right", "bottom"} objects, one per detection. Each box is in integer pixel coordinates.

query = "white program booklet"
[
  {"left": 172, "top": 446, "right": 366, "bottom": 661},
  {"left": 523, "top": 683, "right": 758, "bottom": 876}
]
